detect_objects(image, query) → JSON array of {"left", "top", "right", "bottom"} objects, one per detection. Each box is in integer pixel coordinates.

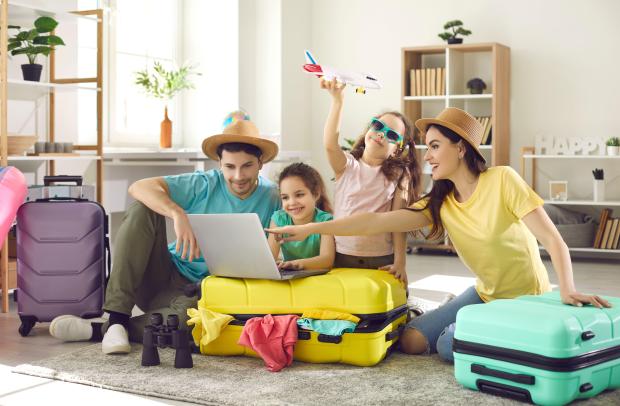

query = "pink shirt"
[
  {"left": 238, "top": 314, "right": 299, "bottom": 372},
  {"left": 334, "top": 153, "right": 396, "bottom": 256}
]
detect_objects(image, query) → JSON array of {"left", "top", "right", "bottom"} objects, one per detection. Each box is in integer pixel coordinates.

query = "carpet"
[{"left": 12, "top": 344, "right": 620, "bottom": 405}]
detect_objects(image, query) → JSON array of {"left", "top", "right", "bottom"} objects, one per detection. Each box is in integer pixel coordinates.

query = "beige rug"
[{"left": 12, "top": 344, "right": 620, "bottom": 405}]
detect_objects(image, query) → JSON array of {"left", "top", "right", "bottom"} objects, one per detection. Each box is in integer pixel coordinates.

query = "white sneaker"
[
  {"left": 102, "top": 324, "right": 131, "bottom": 354},
  {"left": 49, "top": 315, "right": 105, "bottom": 341}
]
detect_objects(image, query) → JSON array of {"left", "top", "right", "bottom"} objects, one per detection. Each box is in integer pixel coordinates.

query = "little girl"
[
  {"left": 267, "top": 162, "right": 335, "bottom": 270},
  {"left": 321, "top": 78, "right": 421, "bottom": 284}
]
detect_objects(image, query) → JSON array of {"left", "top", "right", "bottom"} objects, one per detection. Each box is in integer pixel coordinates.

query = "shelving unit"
[
  {"left": 521, "top": 146, "right": 620, "bottom": 258},
  {"left": 402, "top": 42, "right": 510, "bottom": 253},
  {"left": 0, "top": 1, "right": 104, "bottom": 312}
]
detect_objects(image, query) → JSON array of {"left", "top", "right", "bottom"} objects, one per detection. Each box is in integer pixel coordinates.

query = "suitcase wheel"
[{"left": 18, "top": 316, "right": 37, "bottom": 337}]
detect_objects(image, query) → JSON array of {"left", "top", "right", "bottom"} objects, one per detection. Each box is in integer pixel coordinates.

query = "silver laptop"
[{"left": 187, "top": 213, "right": 330, "bottom": 280}]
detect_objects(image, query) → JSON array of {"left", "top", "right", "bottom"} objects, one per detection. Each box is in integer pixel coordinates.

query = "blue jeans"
[{"left": 406, "top": 286, "right": 483, "bottom": 363}]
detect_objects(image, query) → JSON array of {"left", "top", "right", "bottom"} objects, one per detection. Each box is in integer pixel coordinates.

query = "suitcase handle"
[
  {"left": 318, "top": 334, "right": 342, "bottom": 344},
  {"left": 35, "top": 196, "right": 89, "bottom": 202},
  {"left": 44, "top": 175, "right": 83, "bottom": 186},
  {"left": 476, "top": 379, "right": 533, "bottom": 402},
  {"left": 385, "top": 323, "right": 405, "bottom": 342},
  {"left": 471, "top": 364, "right": 535, "bottom": 385}
]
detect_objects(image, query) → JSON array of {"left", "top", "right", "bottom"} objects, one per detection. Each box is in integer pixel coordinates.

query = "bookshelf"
[
  {"left": 402, "top": 43, "right": 510, "bottom": 253},
  {"left": 0, "top": 2, "right": 104, "bottom": 312},
  {"left": 521, "top": 147, "right": 620, "bottom": 258}
]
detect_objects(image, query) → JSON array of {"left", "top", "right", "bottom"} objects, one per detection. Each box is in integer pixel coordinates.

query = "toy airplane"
[{"left": 302, "top": 50, "right": 382, "bottom": 94}]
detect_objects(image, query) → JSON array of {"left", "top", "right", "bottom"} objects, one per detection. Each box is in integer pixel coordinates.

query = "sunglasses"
[{"left": 370, "top": 118, "right": 403, "bottom": 146}]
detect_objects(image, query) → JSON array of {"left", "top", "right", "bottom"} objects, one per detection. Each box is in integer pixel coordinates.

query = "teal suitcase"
[{"left": 453, "top": 291, "right": 620, "bottom": 405}]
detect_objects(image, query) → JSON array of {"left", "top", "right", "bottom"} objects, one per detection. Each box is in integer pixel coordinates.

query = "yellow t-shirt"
[{"left": 410, "top": 166, "right": 550, "bottom": 302}]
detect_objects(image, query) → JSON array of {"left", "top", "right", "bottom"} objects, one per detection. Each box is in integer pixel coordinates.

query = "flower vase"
[
  {"left": 593, "top": 179, "right": 605, "bottom": 202},
  {"left": 160, "top": 106, "right": 172, "bottom": 148}
]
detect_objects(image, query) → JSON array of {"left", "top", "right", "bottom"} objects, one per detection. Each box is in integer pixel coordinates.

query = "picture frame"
[{"left": 549, "top": 181, "right": 568, "bottom": 201}]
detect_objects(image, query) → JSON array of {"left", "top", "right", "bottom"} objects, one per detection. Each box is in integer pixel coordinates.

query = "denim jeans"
[{"left": 406, "top": 285, "right": 483, "bottom": 362}]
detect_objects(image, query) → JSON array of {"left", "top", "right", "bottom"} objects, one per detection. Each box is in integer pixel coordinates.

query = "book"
[
  {"left": 435, "top": 67, "right": 442, "bottom": 95},
  {"left": 429, "top": 68, "right": 436, "bottom": 96},
  {"left": 600, "top": 218, "right": 614, "bottom": 249},
  {"left": 607, "top": 218, "right": 619, "bottom": 249},
  {"left": 593, "top": 208, "right": 611, "bottom": 248},
  {"left": 420, "top": 69, "right": 426, "bottom": 96},
  {"left": 612, "top": 218, "right": 620, "bottom": 249},
  {"left": 440, "top": 68, "right": 446, "bottom": 95},
  {"left": 410, "top": 70, "right": 417, "bottom": 96},
  {"left": 415, "top": 69, "right": 422, "bottom": 97}
]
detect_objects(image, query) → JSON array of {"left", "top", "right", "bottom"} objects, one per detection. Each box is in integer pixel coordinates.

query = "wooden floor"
[{"left": 0, "top": 254, "right": 618, "bottom": 405}]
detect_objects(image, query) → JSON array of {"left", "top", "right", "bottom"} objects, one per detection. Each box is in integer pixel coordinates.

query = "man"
[{"left": 49, "top": 120, "right": 281, "bottom": 354}]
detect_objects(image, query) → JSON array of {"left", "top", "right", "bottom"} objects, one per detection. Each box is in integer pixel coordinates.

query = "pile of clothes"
[{"left": 187, "top": 308, "right": 360, "bottom": 372}]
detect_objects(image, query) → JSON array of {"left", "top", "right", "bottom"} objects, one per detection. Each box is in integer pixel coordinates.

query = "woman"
[{"left": 267, "top": 107, "right": 611, "bottom": 362}]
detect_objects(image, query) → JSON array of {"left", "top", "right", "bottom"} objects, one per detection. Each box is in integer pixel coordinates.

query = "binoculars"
[{"left": 141, "top": 313, "right": 193, "bottom": 369}]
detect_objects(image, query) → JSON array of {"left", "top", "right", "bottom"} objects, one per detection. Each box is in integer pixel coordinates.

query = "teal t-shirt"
[
  {"left": 271, "top": 208, "right": 333, "bottom": 261},
  {"left": 164, "top": 170, "right": 281, "bottom": 282}
]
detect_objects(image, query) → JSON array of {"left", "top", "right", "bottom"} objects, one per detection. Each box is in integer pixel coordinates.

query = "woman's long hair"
[
  {"left": 349, "top": 111, "right": 421, "bottom": 204},
  {"left": 278, "top": 162, "right": 333, "bottom": 213},
  {"left": 411, "top": 124, "right": 487, "bottom": 240}
]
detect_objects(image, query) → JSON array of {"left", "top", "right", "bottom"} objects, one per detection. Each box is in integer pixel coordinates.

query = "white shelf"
[
  {"left": 7, "top": 79, "right": 100, "bottom": 101},
  {"left": 403, "top": 94, "right": 493, "bottom": 101},
  {"left": 448, "top": 94, "right": 493, "bottom": 100},
  {"left": 539, "top": 246, "right": 620, "bottom": 254},
  {"left": 403, "top": 96, "right": 446, "bottom": 101},
  {"left": 9, "top": 1, "right": 98, "bottom": 23},
  {"left": 7, "top": 155, "right": 102, "bottom": 161},
  {"left": 415, "top": 145, "right": 492, "bottom": 150},
  {"left": 544, "top": 200, "right": 620, "bottom": 207},
  {"left": 523, "top": 154, "right": 620, "bottom": 159}
]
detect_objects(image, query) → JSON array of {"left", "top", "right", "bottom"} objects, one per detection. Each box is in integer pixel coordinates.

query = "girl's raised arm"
[{"left": 322, "top": 78, "right": 348, "bottom": 178}]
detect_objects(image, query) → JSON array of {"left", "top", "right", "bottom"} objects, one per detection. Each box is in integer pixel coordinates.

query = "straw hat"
[
  {"left": 202, "top": 120, "right": 279, "bottom": 162},
  {"left": 415, "top": 107, "right": 485, "bottom": 163}
]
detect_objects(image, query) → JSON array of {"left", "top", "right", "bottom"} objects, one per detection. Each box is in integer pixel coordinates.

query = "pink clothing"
[
  {"left": 238, "top": 314, "right": 299, "bottom": 372},
  {"left": 333, "top": 153, "right": 396, "bottom": 256}
]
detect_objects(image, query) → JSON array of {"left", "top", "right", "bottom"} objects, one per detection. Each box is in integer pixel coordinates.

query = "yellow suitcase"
[{"left": 196, "top": 268, "right": 407, "bottom": 366}]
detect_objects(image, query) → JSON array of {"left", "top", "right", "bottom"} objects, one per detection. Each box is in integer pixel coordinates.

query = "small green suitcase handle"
[{"left": 471, "top": 364, "right": 535, "bottom": 385}]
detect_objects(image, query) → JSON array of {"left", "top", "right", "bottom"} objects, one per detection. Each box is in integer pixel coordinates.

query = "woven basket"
[
  {"left": 8, "top": 135, "right": 37, "bottom": 155},
  {"left": 556, "top": 222, "right": 596, "bottom": 248}
]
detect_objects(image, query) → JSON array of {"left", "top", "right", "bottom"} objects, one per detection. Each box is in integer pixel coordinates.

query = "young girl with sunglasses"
[
  {"left": 320, "top": 78, "right": 421, "bottom": 284},
  {"left": 267, "top": 162, "right": 335, "bottom": 270}
]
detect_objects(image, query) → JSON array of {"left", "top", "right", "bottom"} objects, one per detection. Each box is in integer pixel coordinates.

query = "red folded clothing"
[{"left": 238, "top": 314, "right": 300, "bottom": 372}]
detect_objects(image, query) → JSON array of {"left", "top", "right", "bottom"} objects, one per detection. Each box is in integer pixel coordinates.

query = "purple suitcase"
[{"left": 15, "top": 193, "right": 109, "bottom": 336}]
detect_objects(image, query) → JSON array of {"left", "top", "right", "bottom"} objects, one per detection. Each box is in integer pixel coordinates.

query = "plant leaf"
[
  {"left": 7, "top": 42, "right": 21, "bottom": 51},
  {"left": 34, "top": 16, "right": 58, "bottom": 33}
]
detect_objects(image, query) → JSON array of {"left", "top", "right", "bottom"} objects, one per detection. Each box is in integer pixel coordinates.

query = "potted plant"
[
  {"left": 8, "top": 16, "right": 65, "bottom": 82},
  {"left": 466, "top": 78, "right": 487, "bottom": 94},
  {"left": 606, "top": 137, "right": 620, "bottom": 156},
  {"left": 135, "top": 62, "right": 200, "bottom": 148},
  {"left": 438, "top": 20, "right": 472, "bottom": 44}
]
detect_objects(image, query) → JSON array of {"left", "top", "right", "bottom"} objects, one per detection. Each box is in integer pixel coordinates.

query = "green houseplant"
[
  {"left": 135, "top": 62, "right": 200, "bottom": 148},
  {"left": 606, "top": 137, "right": 620, "bottom": 156},
  {"left": 438, "top": 20, "right": 472, "bottom": 44},
  {"left": 8, "top": 16, "right": 65, "bottom": 82}
]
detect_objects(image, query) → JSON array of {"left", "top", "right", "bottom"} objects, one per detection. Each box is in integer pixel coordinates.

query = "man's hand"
[{"left": 172, "top": 210, "right": 201, "bottom": 262}]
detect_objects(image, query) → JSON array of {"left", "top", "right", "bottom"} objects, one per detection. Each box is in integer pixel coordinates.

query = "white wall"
[
  {"left": 270, "top": 0, "right": 620, "bottom": 200},
  {"left": 182, "top": 0, "right": 239, "bottom": 148}
]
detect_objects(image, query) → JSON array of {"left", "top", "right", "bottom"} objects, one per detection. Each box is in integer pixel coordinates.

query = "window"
[{"left": 107, "top": 0, "right": 179, "bottom": 146}]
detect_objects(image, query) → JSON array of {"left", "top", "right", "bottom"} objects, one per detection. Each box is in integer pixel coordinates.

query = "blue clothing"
[
  {"left": 297, "top": 318, "right": 357, "bottom": 336},
  {"left": 406, "top": 286, "right": 483, "bottom": 362},
  {"left": 163, "top": 170, "right": 281, "bottom": 282},
  {"left": 271, "top": 208, "right": 333, "bottom": 261}
]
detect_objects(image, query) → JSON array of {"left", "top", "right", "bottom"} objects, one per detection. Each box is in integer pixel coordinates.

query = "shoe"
[
  {"left": 407, "top": 293, "right": 457, "bottom": 317},
  {"left": 49, "top": 315, "right": 105, "bottom": 342},
  {"left": 102, "top": 324, "right": 131, "bottom": 354}
]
